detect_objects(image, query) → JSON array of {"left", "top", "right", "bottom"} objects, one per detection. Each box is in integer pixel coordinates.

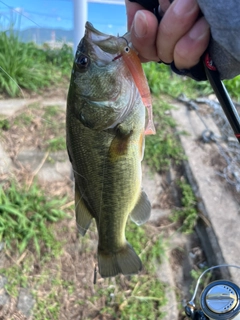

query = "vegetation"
[
  {"left": 0, "top": 180, "right": 67, "bottom": 256},
  {"left": 0, "top": 118, "right": 10, "bottom": 131},
  {"left": 224, "top": 76, "right": 240, "bottom": 100},
  {"left": 144, "top": 100, "right": 186, "bottom": 172},
  {"left": 0, "top": 28, "right": 73, "bottom": 97},
  {"left": 143, "top": 62, "right": 240, "bottom": 101},
  {"left": 171, "top": 179, "right": 199, "bottom": 234}
]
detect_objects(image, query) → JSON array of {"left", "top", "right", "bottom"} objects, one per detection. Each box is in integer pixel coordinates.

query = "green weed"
[
  {"left": 143, "top": 62, "right": 212, "bottom": 98},
  {"left": 0, "top": 28, "right": 73, "bottom": 97},
  {"left": 0, "top": 180, "right": 67, "bottom": 256},
  {"left": 118, "top": 277, "right": 166, "bottom": 320},
  {"left": 94, "top": 274, "right": 166, "bottom": 320},
  {"left": 171, "top": 179, "right": 198, "bottom": 234},
  {"left": 42, "top": 43, "right": 73, "bottom": 76},
  {"left": 126, "top": 222, "right": 166, "bottom": 269},
  {"left": 144, "top": 62, "right": 240, "bottom": 100},
  {"left": 1, "top": 265, "right": 28, "bottom": 297},
  {"left": 43, "top": 105, "right": 61, "bottom": 119},
  {"left": 0, "top": 29, "right": 53, "bottom": 96},
  {"left": 46, "top": 137, "right": 66, "bottom": 152},
  {"left": 34, "top": 291, "right": 61, "bottom": 319},
  {"left": 190, "top": 267, "right": 212, "bottom": 297},
  {"left": 144, "top": 101, "right": 186, "bottom": 172},
  {"left": 224, "top": 75, "right": 240, "bottom": 101},
  {"left": 14, "top": 112, "right": 33, "bottom": 127},
  {"left": 0, "top": 118, "right": 10, "bottom": 130}
]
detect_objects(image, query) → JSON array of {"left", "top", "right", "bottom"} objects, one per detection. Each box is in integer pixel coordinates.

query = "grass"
[
  {"left": 0, "top": 118, "right": 10, "bottom": 131},
  {"left": 143, "top": 62, "right": 213, "bottom": 98},
  {"left": 46, "top": 136, "right": 66, "bottom": 152},
  {"left": 0, "top": 27, "right": 73, "bottom": 97},
  {"left": 189, "top": 267, "right": 212, "bottom": 298},
  {"left": 143, "top": 62, "right": 240, "bottom": 101},
  {"left": 224, "top": 76, "right": 240, "bottom": 101},
  {"left": 171, "top": 179, "right": 199, "bottom": 234},
  {"left": 144, "top": 100, "right": 186, "bottom": 172},
  {"left": 0, "top": 180, "right": 68, "bottom": 256},
  {"left": 0, "top": 179, "right": 73, "bottom": 318}
]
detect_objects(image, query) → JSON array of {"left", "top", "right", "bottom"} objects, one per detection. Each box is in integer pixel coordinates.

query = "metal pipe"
[{"left": 73, "top": 0, "right": 87, "bottom": 54}]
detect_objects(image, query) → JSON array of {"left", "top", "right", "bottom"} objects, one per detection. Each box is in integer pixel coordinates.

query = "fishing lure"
[{"left": 115, "top": 42, "right": 156, "bottom": 135}]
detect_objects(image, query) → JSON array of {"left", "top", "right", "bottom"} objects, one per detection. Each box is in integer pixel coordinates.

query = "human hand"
[{"left": 125, "top": 0, "right": 210, "bottom": 70}]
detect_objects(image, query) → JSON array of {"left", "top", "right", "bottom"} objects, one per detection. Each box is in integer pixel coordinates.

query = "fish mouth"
[
  {"left": 84, "top": 22, "right": 132, "bottom": 65},
  {"left": 82, "top": 22, "right": 119, "bottom": 66},
  {"left": 85, "top": 22, "right": 114, "bottom": 43}
]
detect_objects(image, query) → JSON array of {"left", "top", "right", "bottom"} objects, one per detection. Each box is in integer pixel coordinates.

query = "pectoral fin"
[
  {"left": 75, "top": 185, "right": 93, "bottom": 236},
  {"left": 130, "top": 190, "right": 151, "bottom": 226}
]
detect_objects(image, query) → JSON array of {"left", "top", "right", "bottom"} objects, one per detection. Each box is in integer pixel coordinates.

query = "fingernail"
[
  {"left": 133, "top": 11, "right": 148, "bottom": 38},
  {"left": 173, "top": 0, "right": 198, "bottom": 16},
  {"left": 189, "top": 18, "right": 210, "bottom": 40}
]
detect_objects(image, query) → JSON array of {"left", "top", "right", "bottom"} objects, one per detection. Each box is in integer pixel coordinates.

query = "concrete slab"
[
  {"left": 41, "top": 100, "right": 66, "bottom": 110},
  {"left": 16, "top": 149, "right": 71, "bottom": 182},
  {"left": 171, "top": 101, "right": 240, "bottom": 282},
  {"left": 142, "top": 165, "right": 171, "bottom": 222},
  {"left": 38, "top": 160, "right": 71, "bottom": 182},
  {"left": 0, "top": 99, "right": 38, "bottom": 116},
  {"left": 17, "top": 288, "right": 35, "bottom": 318},
  {"left": 157, "top": 257, "right": 178, "bottom": 320},
  {"left": 0, "top": 144, "right": 12, "bottom": 175}
]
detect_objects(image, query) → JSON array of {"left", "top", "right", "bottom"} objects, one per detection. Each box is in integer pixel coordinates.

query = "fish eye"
[
  {"left": 124, "top": 46, "right": 130, "bottom": 53},
  {"left": 75, "top": 54, "right": 90, "bottom": 71}
]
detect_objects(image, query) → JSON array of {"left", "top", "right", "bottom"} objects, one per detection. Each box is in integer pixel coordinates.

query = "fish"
[{"left": 66, "top": 22, "right": 151, "bottom": 278}]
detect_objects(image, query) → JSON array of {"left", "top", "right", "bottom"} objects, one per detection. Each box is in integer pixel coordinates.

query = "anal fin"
[
  {"left": 130, "top": 190, "right": 151, "bottom": 225},
  {"left": 75, "top": 184, "right": 93, "bottom": 236}
]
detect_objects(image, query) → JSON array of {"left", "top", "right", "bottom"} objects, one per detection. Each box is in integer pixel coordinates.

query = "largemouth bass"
[{"left": 66, "top": 22, "right": 151, "bottom": 278}]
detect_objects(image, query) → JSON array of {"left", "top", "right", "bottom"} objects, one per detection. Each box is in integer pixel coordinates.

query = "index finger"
[{"left": 125, "top": 0, "right": 145, "bottom": 30}]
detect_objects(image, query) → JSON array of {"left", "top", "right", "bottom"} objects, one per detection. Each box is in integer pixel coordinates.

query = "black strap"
[
  {"left": 171, "top": 60, "right": 207, "bottom": 81},
  {"left": 128, "top": 0, "right": 159, "bottom": 11}
]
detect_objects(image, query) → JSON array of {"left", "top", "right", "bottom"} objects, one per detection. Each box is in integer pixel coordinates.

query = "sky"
[{"left": 0, "top": 0, "right": 127, "bottom": 36}]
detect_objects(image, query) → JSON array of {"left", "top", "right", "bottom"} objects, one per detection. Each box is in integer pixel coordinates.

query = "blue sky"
[{"left": 0, "top": 0, "right": 127, "bottom": 35}]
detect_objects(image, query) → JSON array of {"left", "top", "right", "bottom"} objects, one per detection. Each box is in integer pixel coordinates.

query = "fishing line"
[
  {"left": 118, "top": 35, "right": 128, "bottom": 46},
  {"left": 0, "top": 0, "right": 42, "bottom": 28},
  {"left": 0, "top": 66, "right": 26, "bottom": 100}
]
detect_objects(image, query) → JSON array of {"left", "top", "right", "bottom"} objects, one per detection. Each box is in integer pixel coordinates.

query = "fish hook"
[{"left": 112, "top": 36, "right": 131, "bottom": 61}]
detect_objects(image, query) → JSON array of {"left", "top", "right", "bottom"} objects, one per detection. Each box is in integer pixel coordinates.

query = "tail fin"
[
  {"left": 98, "top": 243, "right": 142, "bottom": 278},
  {"left": 145, "top": 119, "right": 156, "bottom": 135}
]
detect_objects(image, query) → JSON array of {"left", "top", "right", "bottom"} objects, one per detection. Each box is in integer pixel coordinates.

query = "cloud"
[{"left": 14, "top": 7, "right": 23, "bottom": 13}]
